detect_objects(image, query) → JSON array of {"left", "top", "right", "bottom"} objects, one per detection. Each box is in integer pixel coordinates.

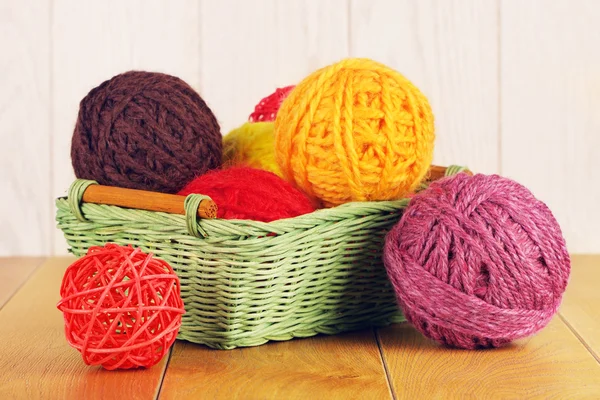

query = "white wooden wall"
[{"left": 1, "top": 0, "right": 598, "bottom": 256}]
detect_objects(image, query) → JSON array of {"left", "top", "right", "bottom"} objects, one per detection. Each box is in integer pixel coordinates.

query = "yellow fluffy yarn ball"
[
  {"left": 274, "top": 58, "right": 435, "bottom": 207},
  {"left": 222, "top": 121, "right": 282, "bottom": 177}
]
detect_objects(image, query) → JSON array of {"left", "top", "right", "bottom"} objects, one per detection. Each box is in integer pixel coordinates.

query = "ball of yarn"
[
  {"left": 383, "top": 173, "right": 571, "bottom": 349},
  {"left": 56, "top": 243, "right": 185, "bottom": 370},
  {"left": 178, "top": 167, "right": 316, "bottom": 222},
  {"left": 249, "top": 85, "right": 295, "bottom": 122},
  {"left": 71, "top": 70, "right": 222, "bottom": 194},
  {"left": 222, "top": 122, "right": 282, "bottom": 177},
  {"left": 274, "top": 58, "right": 435, "bottom": 207}
]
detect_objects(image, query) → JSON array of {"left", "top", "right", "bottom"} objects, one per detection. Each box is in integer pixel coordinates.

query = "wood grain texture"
[
  {"left": 350, "top": 0, "right": 499, "bottom": 175},
  {"left": 0, "top": 257, "right": 599, "bottom": 398},
  {"left": 0, "top": 257, "right": 44, "bottom": 309},
  {"left": 559, "top": 254, "right": 600, "bottom": 361},
  {"left": 0, "top": 257, "right": 169, "bottom": 400},
  {"left": 159, "top": 329, "right": 391, "bottom": 400},
  {"left": 0, "top": 0, "right": 51, "bottom": 256},
  {"left": 501, "top": 0, "right": 600, "bottom": 253},
  {"left": 378, "top": 317, "right": 600, "bottom": 399},
  {"left": 51, "top": 0, "right": 202, "bottom": 255},
  {"left": 81, "top": 184, "right": 218, "bottom": 218},
  {"left": 199, "top": 0, "right": 349, "bottom": 136}
]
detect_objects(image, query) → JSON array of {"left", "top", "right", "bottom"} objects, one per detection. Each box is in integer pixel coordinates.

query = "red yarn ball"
[
  {"left": 178, "top": 167, "right": 316, "bottom": 221},
  {"left": 248, "top": 85, "right": 295, "bottom": 122},
  {"left": 383, "top": 173, "right": 571, "bottom": 349},
  {"left": 56, "top": 243, "right": 185, "bottom": 370}
]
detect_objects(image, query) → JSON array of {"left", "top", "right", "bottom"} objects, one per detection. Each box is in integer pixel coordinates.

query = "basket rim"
[
  {"left": 55, "top": 192, "right": 410, "bottom": 230},
  {"left": 56, "top": 165, "right": 470, "bottom": 235}
]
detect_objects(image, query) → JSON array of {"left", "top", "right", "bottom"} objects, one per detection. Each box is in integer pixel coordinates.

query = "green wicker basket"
[{"left": 55, "top": 165, "right": 469, "bottom": 350}]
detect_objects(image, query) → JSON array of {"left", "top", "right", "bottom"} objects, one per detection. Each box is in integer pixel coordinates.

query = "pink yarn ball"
[{"left": 383, "top": 173, "right": 571, "bottom": 349}]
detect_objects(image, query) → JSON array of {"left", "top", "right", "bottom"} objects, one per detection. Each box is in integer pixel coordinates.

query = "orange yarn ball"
[
  {"left": 56, "top": 243, "right": 185, "bottom": 370},
  {"left": 274, "top": 58, "right": 435, "bottom": 207}
]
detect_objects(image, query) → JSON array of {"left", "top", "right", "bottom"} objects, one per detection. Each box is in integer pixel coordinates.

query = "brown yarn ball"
[{"left": 71, "top": 71, "right": 222, "bottom": 193}]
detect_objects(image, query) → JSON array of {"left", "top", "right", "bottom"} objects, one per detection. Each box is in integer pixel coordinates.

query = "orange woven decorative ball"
[{"left": 56, "top": 243, "right": 185, "bottom": 370}]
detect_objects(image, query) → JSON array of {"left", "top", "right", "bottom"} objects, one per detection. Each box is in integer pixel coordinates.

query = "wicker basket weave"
[{"left": 55, "top": 165, "right": 469, "bottom": 350}]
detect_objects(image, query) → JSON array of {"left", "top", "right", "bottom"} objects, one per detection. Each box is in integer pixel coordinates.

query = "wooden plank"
[
  {"left": 378, "top": 317, "right": 600, "bottom": 399},
  {"left": 159, "top": 329, "right": 391, "bottom": 400},
  {"left": 559, "top": 254, "right": 600, "bottom": 361},
  {"left": 199, "top": 0, "right": 350, "bottom": 135},
  {"left": 0, "top": 0, "right": 51, "bottom": 256},
  {"left": 350, "top": 0, "right": 499, "bottom": 175},
  {"left": 501, "top": 0, "right": 600, "bottom": 253},
  {"left": 0, "top": 257, "right": 44, "bottom": 309},
  {"left": 0, "top": 257, "right": 169, "bottom": 400},
  {"left": 51, "top": 0, "right": 202, "bottom": 255}
]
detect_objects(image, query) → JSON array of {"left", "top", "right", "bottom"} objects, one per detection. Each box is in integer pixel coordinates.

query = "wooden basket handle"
[
  {"left": 81, "top": 184, "right": 218, "bottom": 219},
  {"left": 426, "top": 165, "right": 473, "bottom": 182},
  {"left": 77, "top": 165, "right": 469, "bottom": 217}
]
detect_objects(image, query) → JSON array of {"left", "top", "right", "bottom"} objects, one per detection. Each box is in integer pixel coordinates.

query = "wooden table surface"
[{"left": 0, "top": 255, "right": 598, "bottom": 400}]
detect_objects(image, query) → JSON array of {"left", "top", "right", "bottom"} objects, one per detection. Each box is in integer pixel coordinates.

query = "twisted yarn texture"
[
  {"left": 71, "top": 70, "right": 222, "bottom": 194},
  {"left": 222, "top": 122, "right": 282, "bottom": 177},
  {"left": 383, "top": 173, "right": 571, "bottom": 349},
  {"left": 274, "top": 58, "right": 435, "bottom": 207},
  {"left": 178, "top": 166, "right": 316, "bottom": 222},
  {"left": 56, "top": 243, "right": 185, "bottom": 370}
]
